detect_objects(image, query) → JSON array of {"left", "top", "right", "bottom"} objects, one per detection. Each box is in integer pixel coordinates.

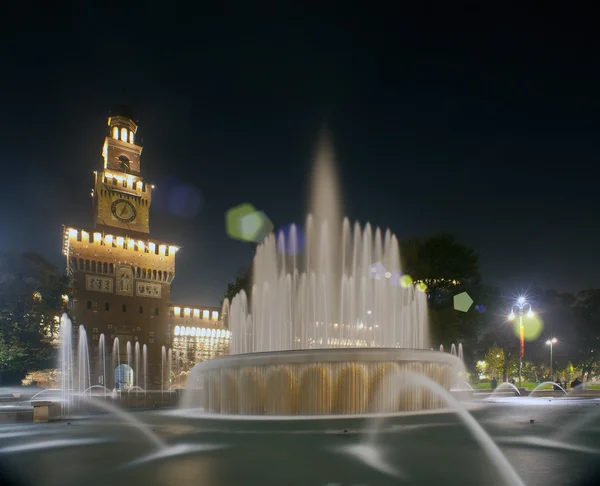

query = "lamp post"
[
  {"left": 546, "top": 338, "right": 558, "bottom": 381},
  {"left": 508, "top": 296, "right": 534, "bottom": 388}
]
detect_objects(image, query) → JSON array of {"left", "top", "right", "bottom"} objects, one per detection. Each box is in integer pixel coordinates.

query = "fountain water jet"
[
  {"left": 529, "top": 381, "right": 567, "bottom": 396},
  {"left": 99, "top": 334, "right": 107, "bottom": 397},
  {"left": 143, "top": 344, "right": 148, "bottom": 391},
  {"left": 183, "top": 135, "right": 464, "bottom": 415},
  {"left": 135, "top": 342, "right": 141, "bottom": 389},
  {"left": 491, "top": 382, "right": 521, "bottom": 397},
  {"left": 361, "top": 372, "right": 525, "bottom": 486}
]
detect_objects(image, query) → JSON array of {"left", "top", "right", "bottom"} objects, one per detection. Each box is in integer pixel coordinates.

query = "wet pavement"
[{"left": 1, "top": 396, "right": 600, "bottom": 486}]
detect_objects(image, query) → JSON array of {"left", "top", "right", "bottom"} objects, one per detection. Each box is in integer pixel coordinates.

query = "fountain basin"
[{"left": 184, "top": 348, "right": 464, "bottom": 415}]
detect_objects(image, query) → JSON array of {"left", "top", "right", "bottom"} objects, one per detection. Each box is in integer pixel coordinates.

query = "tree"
[
  {"left": 484, "top": 345, "right": 505, "bottom": 379},
  {"left": 401, "top": 233, "right": 481, "bottom": 347},
  {"left": 223, "top": 265, "right": 253, "bottom": 304},
  {"left": 0, "top": 251, "right": 70, "bottom": 384},
  {"left": 569, "top": 289, "right": 600, "bottom": 380}
]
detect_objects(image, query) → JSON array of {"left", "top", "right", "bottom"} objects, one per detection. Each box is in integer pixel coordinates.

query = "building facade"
[{"left": 62, "top": 107, "right": 229, "bottom": 390}]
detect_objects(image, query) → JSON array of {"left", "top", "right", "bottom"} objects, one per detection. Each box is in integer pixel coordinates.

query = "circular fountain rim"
[{"left": 191, "top": 347, "right": 464, "bottom": 372}]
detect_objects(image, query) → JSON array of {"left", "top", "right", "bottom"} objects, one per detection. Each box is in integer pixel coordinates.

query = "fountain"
[{"left": 183, "top": 136, "right": 465, "bottom": 415}]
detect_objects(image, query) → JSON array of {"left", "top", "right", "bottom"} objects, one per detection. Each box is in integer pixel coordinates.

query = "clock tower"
[
  {"left": 93, "top": 105, "right": 152, "bottom": 237},
  {"left": 63, "top": 106, "right": 180, "bottom": 391}
]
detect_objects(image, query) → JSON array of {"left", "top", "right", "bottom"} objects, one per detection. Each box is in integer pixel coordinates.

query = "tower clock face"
[{"left": 111, "top": 199, "right": 137, "bottom": 223}]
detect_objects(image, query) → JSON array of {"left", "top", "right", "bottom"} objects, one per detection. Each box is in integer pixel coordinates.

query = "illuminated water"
[{"left": 224, "top": 137, "right": 428, "bottom": 354}]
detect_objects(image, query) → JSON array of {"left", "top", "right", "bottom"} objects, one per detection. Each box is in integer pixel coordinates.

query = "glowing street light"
[
  {"left": 508, "top": 296, "right": 534, "bottom": 388},
  {"left": 546, "top": 338, "right": 558, "bottom": 380}
]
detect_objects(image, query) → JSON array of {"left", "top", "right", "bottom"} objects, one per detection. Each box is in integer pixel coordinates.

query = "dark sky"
[{"left": 1, "top": 4, "right": 599, "bottom": 305}]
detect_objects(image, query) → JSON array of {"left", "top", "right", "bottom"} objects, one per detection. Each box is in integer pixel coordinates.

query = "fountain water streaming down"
[
  {"left": 530, "top": 381, "right": 567, "bottom": 396},
  {"left": 134, "top": 342, "right": 141, "bottom": 390},
  {"left": 98, "top": 334, "right": 107, "bottom": 397},
  {"left": 113, "top": 337, "right": 121, "bottom": 390},
  {"left": 59, "top": 314, "right": 74, "bottom": 414},
  {"left": 127, "top": 342, "right": 133, "bottom": 379},
  {"left": 143, "top": 344, "right": 148, "bottom": 391},
  {"left": 491, "top": 382, "right": 521, "bottom": 396},
  {"left": 161, "top": 346, "right": 167, "bottom": 393},
  {"left": 168, "top": 349, "right": 173, "bottom": 386},
  {"left": 458, "top": 343, "right": 463, "bottom": 361},
  {"left": 184, "top": 135, "right": 468, "bottom": 416},
  {"left": 439, "top": 344, "right": 444, "bottom": 353},
  {"left": 450, "top": 343, "right": 457, "bottom": 356},
  {"left": 78, "top": 325, "right": 91, "bottom": 397},
  {"left": 224, "top": 134, "right": 429, "bottom": 354},
  {"left": 227, "top": 217, "right": 429, "bottom": 353}
]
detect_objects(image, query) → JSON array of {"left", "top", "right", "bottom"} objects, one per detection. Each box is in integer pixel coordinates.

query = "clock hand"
[{"left": 120, "top": 205, "right": 127, "bottom": 216}]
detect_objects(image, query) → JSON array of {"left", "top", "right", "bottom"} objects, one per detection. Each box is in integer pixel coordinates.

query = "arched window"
[
  {"left": 142, "top": 269, "right": 146, "bottom": 279},
  {"left": 112, "top": 126, "right": 118, "bottom": 139},
  {"left": 129, "top": 131, "right": 134, "bottom": 144},
  {"left": 109, "top": 263, "right": 114, "bottom": 274},
  {"left": 118, "top": 155, "right": 130, "bottom": 173},
  {"left": 103, "top": 262, "right": 108, "bottom": 273},
  {"left": 136, "top": 267, "right": 141, "bottom": 278},
  {"left": 121, "top": 127, "right": 127, "bottom": 141},
  {"left": 153, "top": 270, "right": 157, "bottom": 280},
  {"left": 79, "top": 258, "right": 84, "bottom": 270},
  {"left": 85, "top": 260, "right": 90, "bottom": 271},
  {"left": 158, "top": 270, "right": 162, "bottom": 281},
  {"left": 70, "top": 257, "right": 77, "bottom": 269},
  {"left": 91, "top": 261, "right": 96, "bottom": 272}
]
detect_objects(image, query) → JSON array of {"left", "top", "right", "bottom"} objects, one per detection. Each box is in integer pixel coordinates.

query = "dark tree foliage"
[
  {"left": 0, "top": 251, "right": 71, "bottom": 384},
  {"left": 401, "top": 233, "right": 481, "bottom": 349}
]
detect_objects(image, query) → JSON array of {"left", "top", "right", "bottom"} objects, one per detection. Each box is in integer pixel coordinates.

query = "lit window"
[
  {"left": 121, "top": 128, "right": 127, "bottom": 141},
  {"left": 212, "top": 311, "right": 219, "bottom": 320},
  {"left": 173, "top": 306, "right": 181, "bottom": 316},
  {"left": 203, "top": 310, "right": 209, "bottom": 320},
  {"left": 174, "top": 325, "right": 180, "bottom": 336},
  {"left": 184, "top": 307, "right": 191, "bottom": 317},
  {"left": 112, "top": 126, "right": 118, "bottom": 139},
  {"left": 129, "top": 131, "right": 134, "bottom": 144},
  {"left": 194, "top": 309, "right": 200, "bottom": 318}
]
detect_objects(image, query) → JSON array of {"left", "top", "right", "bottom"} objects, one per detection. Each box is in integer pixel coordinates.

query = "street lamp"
[
  {"left": 508, "top": 297, "right": 534, "bottom": 388},
  {"left": 546, "top": 338, "right": 558, "bottom": 381}
]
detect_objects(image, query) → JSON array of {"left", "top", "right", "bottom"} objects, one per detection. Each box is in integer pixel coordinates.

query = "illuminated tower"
[
  {"left": 94, "top": 105, "right": 151, "bottom": 236},
  {"left": 62, "top": 106, "right": 178, "bottom": 389}
]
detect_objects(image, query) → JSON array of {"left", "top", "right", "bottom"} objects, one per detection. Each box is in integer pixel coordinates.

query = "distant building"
[{"left": 62, "top": 107, "right": 229, "bottom": 389}]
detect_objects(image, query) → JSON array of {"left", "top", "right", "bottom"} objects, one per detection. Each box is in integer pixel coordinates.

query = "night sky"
[{"left": 2, "top": 4, "right": 599, "bottom": 306}]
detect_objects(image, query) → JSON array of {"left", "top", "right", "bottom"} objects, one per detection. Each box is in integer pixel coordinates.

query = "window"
[
  {"left": 129, "top": 131, "right": 134, "bottom": 144},
  {"left": 136, "top": 327, "right": 141, "bottom": 331},
  {"left": 149, "top": 338, "right": 154, "bottom": 344},
  {"left": 87, "top": 301, "right": 92, "bottom": 310},
  {"left": 139, "top": 306, "right": 143, "bottom": 314},
  {"left": 122, "top": 304, "right": 127, "bottom": 312},
  {"left": 169, "top": 308, "right": 174, "bottom": 317},
  {"left": 112, "top": 126, "right": 118, "bottom": 139},
  {"left": 154, "top": 308, "right": 159, "bottom": 316},
  {"left": 149, "top": 332, "right": 154, "bottom": 337},
  {"left": 104, "top": 302, "right": 110, "bottom": 311},
  {"left": 93, "top": 302, "right": 98, "bottom": 312},
  {"left": 108, "top": 325, "right": 113, "bottom": 329},
  {"left": 121, "top": 127, "right": 127, "bottom": 141},
  {"left": 92, "top": 328, "right": 98, "bottom": 333}
]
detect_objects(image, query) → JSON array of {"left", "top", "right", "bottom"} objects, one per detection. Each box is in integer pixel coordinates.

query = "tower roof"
[{"left": 110, "top": 105, "right": 136, "bottom": 121}]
